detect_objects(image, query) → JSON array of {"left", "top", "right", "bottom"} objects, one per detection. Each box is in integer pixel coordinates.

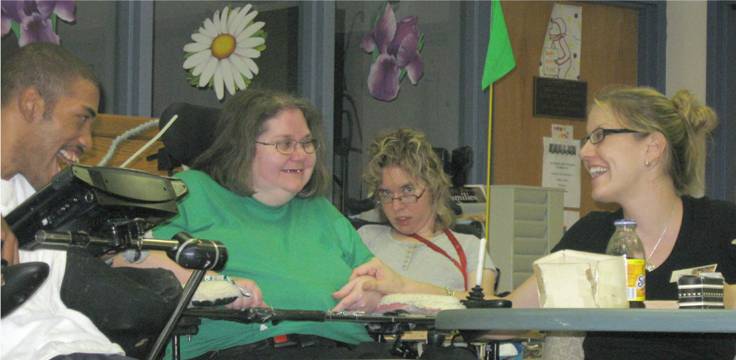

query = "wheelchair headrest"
[
  {"left": 450, "top": 145, "right": 473, "bottom": 187},
  {"left": 431, "top": 146, "right": 474, "bottom": 188},
  {"left": 157, "top": 103, "right": 221, "bottom": 172}
]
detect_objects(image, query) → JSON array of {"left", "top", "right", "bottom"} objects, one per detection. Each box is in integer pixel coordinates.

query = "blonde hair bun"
[{"left": 671, "top": 90, "right": 718, "bottom": 135}]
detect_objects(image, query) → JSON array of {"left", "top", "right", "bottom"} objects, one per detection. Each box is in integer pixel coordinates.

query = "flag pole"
[
  {"left": 484, "top": 87, "right": 493, "bottom": 241},
  {"left": 481, "top": 0, "right": 515, "bottom": 249}
]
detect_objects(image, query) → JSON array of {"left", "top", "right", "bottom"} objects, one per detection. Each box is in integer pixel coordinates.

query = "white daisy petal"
[
  {"left": 213, "top": 64, "right": 225, "bottom": 100},
  {"left": 230, "top": 7, "right": 252, "bottom": 35},
  {"left": 227, "top": 7, "right": 242, "bottom": 34},
  {"left": 244, "top": 10, "right": 259, "bottom": 26},
  {"left": 235, "top": 10, "right": 259, "bottom": 36},
  {"left": 240, "top": 4, "right": 252, "bottom": 19},
  {"left": 231, "top": 63, "right": 247, "bottom": 90},
  {"left": 238, "top": 75, "right": 249, "bottom": 90},
  {"left": 244, "top": 57, "right": 259, "bottom": 75},
  {"left": 238, "top": 21, "right": 265, "bottom": 41},
  {"left": 192, "top": 55, "right": 210, "bottom": 76},
  {"left": 229, "top": 55, "right": 254, "bottom": 79},
  {"left": 211, "top": 10, "right": 221, "bottom": 32},
  {"left": 183, "top": 50, "right": 211, "bottom": 69},
  {"left": 231, "top": 4, "right": 253, "bottom": 34},
  {"left": 193, "top": 61, "right": 208, "bottom": 77},
  {"left": 219, "top": 7, "right": 229, "bottom": 34},
  {"left": 226, "top": 14, "right": 237, "bottom": 34},
  {"left": 192, "top": 32, "right": 212, "bottom": 44},
  {"left": 235, "top": 47, "right": 260, "bottom": 59},
  {"left": 184, "top": 41, "right": 210, "bottom": 53},
  {"left": 196, "top": 27, "right": 214, "bottom": 41},
  {"left": 202, "top": 18, "right": 218, "bottom": 38},
  {"left": 237, "top": 37, "right": 265, "bottom": 49},
  {"left": 221, "top": 59, "right": 237, "bottom": 96},
  {"left": 199, "top": 57, "right": 219, "bottom": 87}
]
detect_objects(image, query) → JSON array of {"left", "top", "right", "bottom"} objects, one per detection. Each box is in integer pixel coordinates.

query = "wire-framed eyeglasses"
[
  {"left": 374, "top": 188, "right": 426, "bottom": 205},
  {"left": 582, "top": 127, "right": 641, "bottom": 145},
  {"left": 255, "top": 139, "right": 319, "bottom": 155}
]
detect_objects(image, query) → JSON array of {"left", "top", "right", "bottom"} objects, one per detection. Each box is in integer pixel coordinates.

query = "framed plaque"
[{"left": 533, "top": 77, "right": 587, "bottom": 119}]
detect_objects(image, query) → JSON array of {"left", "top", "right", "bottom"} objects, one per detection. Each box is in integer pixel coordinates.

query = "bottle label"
[{"left": 626, "top": 258, "right": 646, "bottom": 301}]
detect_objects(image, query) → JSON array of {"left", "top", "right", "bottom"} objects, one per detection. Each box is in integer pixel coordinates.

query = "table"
[{"left": 435, "top": 308, "right": 736, "bottom": 333}]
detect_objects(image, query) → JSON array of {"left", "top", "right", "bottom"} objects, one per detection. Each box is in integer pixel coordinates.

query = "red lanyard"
[{"left": 411, "top": 229, "right": 468, "bottom": 290}]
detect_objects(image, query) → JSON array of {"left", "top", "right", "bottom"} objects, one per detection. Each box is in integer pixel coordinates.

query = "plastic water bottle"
[{"left": 606, "top": 219, "right": 646, "bottom": 308}]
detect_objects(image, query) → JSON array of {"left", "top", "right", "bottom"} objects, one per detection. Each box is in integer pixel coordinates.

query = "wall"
[
  {"left": 665, "top": 1, "right": 709, "bottom": 197},
  {"left": 57, "top": 2, "right": 118, "bottom": 113},
  {"left": 666, "top": 1, "right": 707, "bottom": 102}
]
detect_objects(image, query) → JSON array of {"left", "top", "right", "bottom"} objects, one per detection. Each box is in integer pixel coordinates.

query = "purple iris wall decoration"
[
  {"left": 1, "top": 0, "right": 76, "bottom": 47},
  {"left": 361, "top": 3, "right": 424, "bottom": 102}
]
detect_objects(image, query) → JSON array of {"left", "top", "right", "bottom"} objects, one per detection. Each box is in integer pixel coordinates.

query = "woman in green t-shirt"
[{"left": 119, "top": 90, "right": 405, "bottom": 359}]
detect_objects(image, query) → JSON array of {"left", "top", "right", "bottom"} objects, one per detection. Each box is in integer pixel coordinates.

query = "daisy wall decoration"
[
  {"left": 183, "top": 5, "right": 266, "bottom": 101},
  {"left": 361, "top": 3, "right": 424, "bottom": 102},
  {"left": 1, "top": 0, "right": 76, "bottom": 46}
]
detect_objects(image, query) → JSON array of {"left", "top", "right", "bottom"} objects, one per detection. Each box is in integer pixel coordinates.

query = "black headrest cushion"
[{"left": 156, "top": 103, "right": 220, "bottom": 171}]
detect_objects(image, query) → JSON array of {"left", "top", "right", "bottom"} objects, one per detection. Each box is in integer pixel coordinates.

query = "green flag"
[{"left": 481, "top": 0, "right": 516, "bottom": 90}]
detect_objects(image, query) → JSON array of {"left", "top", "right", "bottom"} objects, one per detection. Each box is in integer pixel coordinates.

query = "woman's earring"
[{"left": 645, "top": 160, "right": 651, "bottom": 167}]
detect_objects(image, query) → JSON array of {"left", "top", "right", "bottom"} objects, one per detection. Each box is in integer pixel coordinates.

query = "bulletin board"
[
  {"left": 491, "top": 1, "right": 639, "bottom": 216},
  {"left": 79, "top": 114, "right": 166, "bottom": 176}
]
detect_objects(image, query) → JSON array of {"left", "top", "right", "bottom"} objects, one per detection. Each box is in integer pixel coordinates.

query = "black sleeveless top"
[{"left": 552, "top": 196, "right": 736, "bottom": 360}]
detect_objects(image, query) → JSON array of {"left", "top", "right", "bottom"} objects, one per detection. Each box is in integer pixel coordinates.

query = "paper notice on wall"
[
  {"left": 539, "top": 4, "right": 582, "bottom": 80},
  {"left": 542, "top": 137, "right": 581, "bottom": 208}
]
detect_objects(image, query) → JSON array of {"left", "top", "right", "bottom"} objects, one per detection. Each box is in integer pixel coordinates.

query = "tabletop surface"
[{"left": 435, "top": 308, "right": 736, "bottom": 333}]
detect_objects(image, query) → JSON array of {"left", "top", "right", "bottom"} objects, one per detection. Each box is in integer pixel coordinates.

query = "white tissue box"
[{"left": 533, "top": 250, "right": 628, "bottom": 308}]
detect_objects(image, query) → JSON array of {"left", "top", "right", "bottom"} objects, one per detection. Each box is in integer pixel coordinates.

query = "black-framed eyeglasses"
[
  {"left": 374, "top": 188, "right": 426, "bottom": 205},
  {"left": 255, "top": 139, "right": 319, "bottom": 155},
  {"left": 582, "top": 127, "right": 641, "bottom": 145}
]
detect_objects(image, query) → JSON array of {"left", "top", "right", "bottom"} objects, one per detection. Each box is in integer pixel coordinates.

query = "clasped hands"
[{"left": 331, "top": 257, "right": 406, "bottom": 312}]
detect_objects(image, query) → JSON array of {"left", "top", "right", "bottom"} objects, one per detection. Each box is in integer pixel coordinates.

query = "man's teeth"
[
  {"left": 284, "top": 169, "right": 303, "bottom": 174},
  {"left": 58, "top": 149, "right": 79, "bottom": 164},
  {"left": 589, "top": 166, "right": 607, "bottom": 177}
]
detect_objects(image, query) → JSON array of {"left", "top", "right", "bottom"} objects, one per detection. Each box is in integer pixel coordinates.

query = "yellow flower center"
[{"left": 211, "top": 34, "right": 236, "bottom": 59}]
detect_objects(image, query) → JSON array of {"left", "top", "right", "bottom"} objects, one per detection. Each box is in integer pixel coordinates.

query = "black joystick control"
[
  {"left": 461, "top": 285, "right": 512, "bottom": 309},
  {"left": 460, "top": 286, "right": 513, "bottom": 359}
]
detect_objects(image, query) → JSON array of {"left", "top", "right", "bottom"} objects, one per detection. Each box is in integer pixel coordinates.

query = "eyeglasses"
[
  {"left": 255, "top": 139, "right": 319, "bottom": 155},
  {"left": 582, "top": 127, "right": 641, "bottom": 145},
  {"left": 374, "top": 188, "right": 426, "bottom": 205}
]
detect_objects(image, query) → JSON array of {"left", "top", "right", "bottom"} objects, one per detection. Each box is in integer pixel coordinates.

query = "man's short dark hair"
[{"left": 1, "top": 43, "right": 100, "bottom": 112}]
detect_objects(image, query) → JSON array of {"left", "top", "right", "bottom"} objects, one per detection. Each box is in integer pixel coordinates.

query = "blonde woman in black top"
[{"left": 338, "top": 87, "right": 736, "bottom": 360}]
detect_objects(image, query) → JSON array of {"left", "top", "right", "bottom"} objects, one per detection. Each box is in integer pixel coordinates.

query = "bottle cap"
[{"left": 614, "top": 218, "right": 637, "bottom": 226}]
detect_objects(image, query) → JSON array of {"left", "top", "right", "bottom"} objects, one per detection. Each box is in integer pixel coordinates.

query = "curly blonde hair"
[
  {"left": 364, "top": 128, "right": 455, "bottom": 231},
  {"left": 594, "top": 86, "right": 718, "bottom": 196}
]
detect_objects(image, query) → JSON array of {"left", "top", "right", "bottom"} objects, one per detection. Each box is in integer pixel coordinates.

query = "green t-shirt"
[{"left": 155, "top": 170, "right": 374, "bottom": 358}]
